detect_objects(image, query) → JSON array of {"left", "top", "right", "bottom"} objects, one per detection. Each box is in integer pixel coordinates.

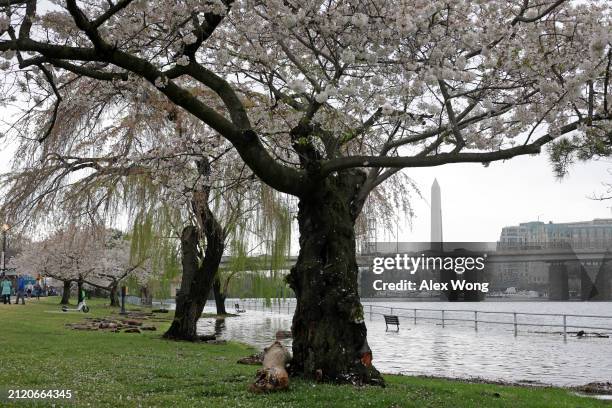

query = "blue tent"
[{"left": 22, "top": 275, "right": 37, "bottom": 285}]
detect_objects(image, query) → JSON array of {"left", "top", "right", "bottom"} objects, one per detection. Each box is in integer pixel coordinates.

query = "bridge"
[{"left": 220, "top": 248, "right": 612, "bottom": 267}]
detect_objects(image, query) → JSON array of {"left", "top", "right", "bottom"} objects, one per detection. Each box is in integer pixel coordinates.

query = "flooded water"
[{"left": 196, "top": 300, "right": 612, "bottom": 387}]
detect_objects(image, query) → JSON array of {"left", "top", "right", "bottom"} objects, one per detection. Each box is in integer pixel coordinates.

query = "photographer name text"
[{"left": 371, "top": 254, "right": 490, "bottom": 293}]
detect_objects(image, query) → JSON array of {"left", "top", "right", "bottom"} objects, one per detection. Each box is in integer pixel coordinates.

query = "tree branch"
[
  {"left": 320, "top": 116, "right": 610, "bottom": 176},
  {"left": 92, "top": 0, "right": 136, "bottom": 28}
]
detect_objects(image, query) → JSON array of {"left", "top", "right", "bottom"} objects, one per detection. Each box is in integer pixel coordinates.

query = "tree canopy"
[{"left": 0, "top": 0, "right": 607, "bottom": 199}]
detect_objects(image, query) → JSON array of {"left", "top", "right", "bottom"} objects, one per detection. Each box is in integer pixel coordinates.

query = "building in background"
[
  {"left": 498, "top": 219, "right": 612, "bottom": 250},
  {"left": 493, "top": 219, "right": 612, "bottom": 294}
]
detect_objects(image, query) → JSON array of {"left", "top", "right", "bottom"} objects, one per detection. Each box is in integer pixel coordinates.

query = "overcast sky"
[{"left": 396, "top": 154, "right": 612, "bottom": 243}]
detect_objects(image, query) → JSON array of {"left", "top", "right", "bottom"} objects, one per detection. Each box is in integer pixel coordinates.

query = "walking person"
[
  {"left": 15, "top": 275, "right": 26, "bottom": 305},
  {"left": 1, "top": 275, "right": 12, "bottom": 304},
  {"left": 34, "top": 282, "right": 41, "bottom": 300}
]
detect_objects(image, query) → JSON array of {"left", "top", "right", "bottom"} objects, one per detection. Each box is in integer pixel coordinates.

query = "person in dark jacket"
[{"left": 15, "top": 275, "right": 26, "bottom": 305}]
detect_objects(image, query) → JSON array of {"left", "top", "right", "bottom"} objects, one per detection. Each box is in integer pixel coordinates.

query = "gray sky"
[{"left": 397, "top": 155, "right": 612, "bottom": 243}]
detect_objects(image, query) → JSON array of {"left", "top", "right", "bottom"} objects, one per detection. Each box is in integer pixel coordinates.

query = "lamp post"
[{"left": 1, "top": 223, "right": 9, "bottom": 272}]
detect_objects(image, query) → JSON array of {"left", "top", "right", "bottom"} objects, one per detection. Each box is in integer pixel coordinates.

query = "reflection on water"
[
  {"left": 575, "top": 393, "right": 612, "bottom": 400},
  {"left": 197, "top": 301, "right": 612, "bottom": 387},
  {"left": 198, "top": 309, "right": 294, "bottom": 349},
  {"left": 214, "top": 318, "right": 226, "bottom": 335}
]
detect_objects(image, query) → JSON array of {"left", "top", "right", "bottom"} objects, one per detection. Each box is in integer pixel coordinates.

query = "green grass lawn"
[{"left": 0, "top": 297, "right": 607, "bottom": 407}]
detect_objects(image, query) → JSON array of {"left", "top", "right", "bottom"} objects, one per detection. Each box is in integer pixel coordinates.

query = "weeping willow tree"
[
  {"left": 0, "top": 75, "right": 263, "bottom": 338},
  {"left": 215, "top": 190, "right": 294, "bottom": 310},
  {"left": 0, "top": 72, "right": 311, "bottom": 340},
  {"left": 129, "top": 208, "right": 182, "bottom": 307}
]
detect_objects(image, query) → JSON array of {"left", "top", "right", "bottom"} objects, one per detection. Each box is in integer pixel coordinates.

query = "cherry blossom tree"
[
  {"left": 13, "top": 226, "right": 100, "bottom": 304},
  {"left": 12, "top": 226, "right": 150, "bottom": 304},
  {"left": 84, "top": 230, "right": 151, "bottom": 306},
  {"left": 1, "top": 0, "right": 611, "bottom": 384}
]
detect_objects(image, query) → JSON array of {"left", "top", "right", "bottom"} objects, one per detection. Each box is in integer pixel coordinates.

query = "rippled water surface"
[{"left": 197, "top": 300, "right": 612, "bottom": 387}]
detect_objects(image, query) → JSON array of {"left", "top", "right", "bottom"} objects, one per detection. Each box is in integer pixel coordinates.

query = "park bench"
[
  {"left": 235, "top": 303, "right": 246, "bottom": 313},
  {"left": 384, "top": 315, "right": 400, "bottom": 332}
]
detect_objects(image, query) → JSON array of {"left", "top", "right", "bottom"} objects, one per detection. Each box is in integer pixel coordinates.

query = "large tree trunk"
[
  {"left": 287, "top": 169, "right": 384, "bottom": 386},
  {"left": 213, "top": 276, "right": 227, "bottom": 315},
  {"left": 164, "top": 215, "right": 224, "bottom": 340},
  {"left": 164, "top": 158, "right": 225, "bottom": 341},
  {"left": 60, "top": 280, "right": 71, "bottom": 305},
  {"left": 109, "top": 283, "right": 120, "bottom": 307},
  {"left": 164, "top": 226, "right": 209, "bottom": 340}
]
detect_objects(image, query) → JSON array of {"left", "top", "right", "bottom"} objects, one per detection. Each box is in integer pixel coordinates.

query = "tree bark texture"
[
  {"left": 60, "top": 280, "right": 71, "bottom": 305},
  {"left": 287, "top": 169, "right": 384, "bottom": 386},
  {"left": 213, "top": 276, "right": 227, "bottom": 315}
]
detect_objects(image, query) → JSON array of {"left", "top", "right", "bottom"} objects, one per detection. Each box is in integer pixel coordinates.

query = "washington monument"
[{"left": 431, "top": 179, "right": 443, "bottom": 243}]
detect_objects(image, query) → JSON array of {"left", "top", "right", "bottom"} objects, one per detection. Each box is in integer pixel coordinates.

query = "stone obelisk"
[
  {"left": 432, "top": 179, "right": 447, "bottom": 301},
  {"left": 431, "top": 178, "right": 443, "bottom": 245}
]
